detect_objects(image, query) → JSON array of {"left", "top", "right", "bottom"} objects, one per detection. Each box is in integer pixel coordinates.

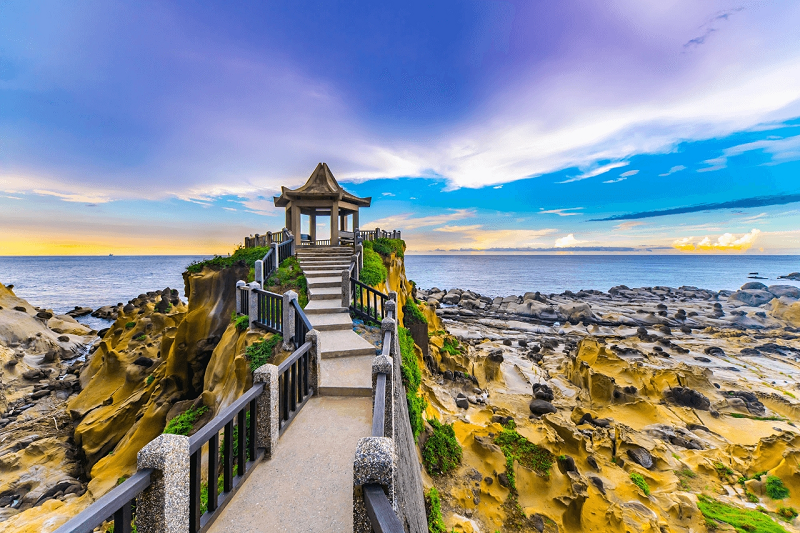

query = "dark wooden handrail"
[
  {"left": 52, "top": 468, "right": 153, "bottom": 533},
  {"left": 363, "top": 484, "right": 405, "bottom": 533}
]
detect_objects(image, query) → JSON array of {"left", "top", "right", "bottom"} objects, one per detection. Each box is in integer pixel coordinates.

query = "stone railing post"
[
  {"left": 307, "top": 329, "right": 320, "bottom": 393},
  {"left": 342, "top": 268, "right": 351, "bottom": 308},
  {"left": 375, "top": 227, "right": 380, "bottom": 241},
  {"left": 270, "top": 242, "right": 279, "bottom": 272},
  {"left": 266, "top": 231, "right": 272, "bottom": 246},
  {"left": 355, "top": 243, "right": 363, "bottom": 272},
  {"left": 235, "top": 280, "right": 245, "bottom": 314},
  {"left": 136, "top": 434, "right": 190, "bottom": 533},
  {"left": 385, "top": 297, "right": 397, "bottom": 336},
  {"left": 253, "top": 363, "right": 279, "bottom": 459},
  {"left": 353, "top": 437, "right": 396, "bottom": 533},
  {"left": 248, "top": 282, "right": 259, "bottom": 330},
  {"left": 254, "top": 260, "right": 264, "bottom": 288},
  {"left": 282, "top": 290, "right": 297, "bottom": 350}
]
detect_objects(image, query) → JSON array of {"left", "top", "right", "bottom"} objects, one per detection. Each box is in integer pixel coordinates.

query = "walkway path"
[{"left": 207, "top": 247, "right": 376, "bottom": 533}]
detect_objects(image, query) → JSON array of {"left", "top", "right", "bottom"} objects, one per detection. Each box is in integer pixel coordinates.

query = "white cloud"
[
  {"left": 554, "top": 234, "right": 582, "bottom": 247},
  {"left": 697, "top": 134, "right": 800, "bottom": 172},
  {"left": 558, "top": 162, "right": 629, "bottom": 184},
  {"left": 673, "top": 228, "right": 761, "bottom": 252},
  {"left": 659, "top": 165, "right": 686, "bottom": 176},
  {"left": 614, "top": 221, "right": 645, "bottom": 231},
  {"left": 34, "top": 189, "right": 111, "bottom": 204},
  {"left": 538, "top": 207, "right": 584, "bottom": 216},
  {"left": 382, "top": 192, "right": 395, "bottom": 196},
  {"left": 364, "top": 209, "right": 475, "bottom": 230},
  {"left": 620, "top": 170, "right": 639, "bottom": 177},
  {"left": 602, "top": 177, "right": 627, "bottom": 184}
]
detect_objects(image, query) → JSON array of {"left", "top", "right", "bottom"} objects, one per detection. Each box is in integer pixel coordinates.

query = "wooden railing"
[
  {"left": 52, "top": 469, "right": 153, "bottom": 533},
  {"left": 188, "top": 386, "right": 261, "bottom": 533},
  {"left": 277, "top": 237, "right": 293, "bottom": 264},
  {"left": 253, "top": 289, "right": 282, "bottom": 334},
  {"left": 292, "top": 299, "right": 311, "bottom": 349},
  {"left": 277, "top": 340, "right": 313, "bottom": 435},
  {"left": 350, "top": 278, "right": 388, "bottom": 325}
]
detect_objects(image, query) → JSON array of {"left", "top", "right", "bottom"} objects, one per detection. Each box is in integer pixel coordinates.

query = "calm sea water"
[{"left": 1, "top": 255, "right": 799, "bottom": 324}]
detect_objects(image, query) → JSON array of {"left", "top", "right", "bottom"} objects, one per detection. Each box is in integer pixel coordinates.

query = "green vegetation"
[
  {"left": 714, "top": 462, "right": 735, "bottom": 478},
  {"left": 784, "top": 391, "right": 796, "bottom": 399},
  {"left": 697, "top": 494, "right": 788, "bottom": 533},
  {"left": 359, "top": 245, "right": 387, "bottom": 287},
  {"left": 231, "top": 312, "right": 249, "bottom": 332},
  {"left": 398, "top": 327, "right": 426, "bottom": 441},
  {"left": 402, "top": 297, "right": 428, "bottom": 327},
  {"left": 728, "top": 413, "right": 785, "bottom": 421},
  {"left": 778, "top": 507, "right": 798, "bottom": 520},
  {"left": 125, "top": 321, "right": 135, "bottom": 329},
  {"left": 630, "top": 472, "right": 651, "bottom": 496},
  {"left": 676, "top": 468, "right": 697, "bottom": 490},
  {"left": 369, "top": 237, "right": 405, "bottom": 258},
  {"left": 425, "top": 487, "right": 449, "bottom": 533},
  {"left": 134, "top": 334, "right": 146, "bottom": 341},
  {"left": 116, "top": 475, "right": 129, "bottom": 486},
  {"left": 199, "top": 465, "right": 239, "bottom": 515},
  {"left": 146, "top": 375, "right": 154, "bottom": 385},
  {"left": 494, "top": 420, "right": 553, "bottom": 492},
  {"left": 746, "top": 491, "right": 760, "bottom": 503},
  {"left": 245, "top": 335, "right": 283, "bottom": 372},
  {"left": 187, "top": 246, "right": 271, "bottom": 274},
  {"left": 440, "top": 337, "right": 464, "bottom": 357},
  {"left": 163, "top": 405, "right": 208, "bottom": 436},
  {"left": 765, "top": 475, "right": 790, "bottom": 500},
  {"left": 422, "top": 419, "right": 462, "bottom": 476},
  {"left": 264, "top": 256, "right": 308, "bottom": 308}
]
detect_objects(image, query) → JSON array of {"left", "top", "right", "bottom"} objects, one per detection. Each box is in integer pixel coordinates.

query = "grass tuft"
[
  {"left": 163, "top": 405, "right": 208, "bottom": 436},
  {"left": 766, "top": 476, "right": 790, "bottom": 500},
  {"left": 245, "top": 335, "right": 282, "bottom": 372},
  {"left": 359, "top": 244, "right": 387, "bottom": 287},
  {"left": 186, "top": 246, "right": 271, "bottom": 274},
  {"left": 422, "top": 419, "right": 463, "bottom": 476},
  {"left": 630, "top": 472, "right": 651, "bottom": 496},
  {"left": 425, "top": 487, "right": 450, "bottom": 533},
  {"left": 697, "top": 494, "right": 789, "bottom": 533},
  {"left": 264, "top": 257, "right": 308, "bottom": 308}
]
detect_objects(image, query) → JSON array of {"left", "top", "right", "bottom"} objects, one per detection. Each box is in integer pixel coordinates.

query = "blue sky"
[{"left": 1, "top": 0, "right": 799, "bottom": 254}]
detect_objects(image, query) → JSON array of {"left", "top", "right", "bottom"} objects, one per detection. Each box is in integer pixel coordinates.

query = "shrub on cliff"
[
  {"left": 359, "top": 246, "right": 387, "bottom": 286},
  {"left": 422, "top": 419, "right": 462, "bottom": 475},
  {"left": 402, "top": 297, "right": 427, "bottom": 327},
  {"left": 186, "top": 246, "right": 271, "bottom": 274},
  {"left": 264, "top": 256, "right": 308, "bottom": 307},
  {"left": 766, "top": 475, "right": 790, "bottom": 499},
  {"left": 398, "top": 327, "right": 426, "bottom": 441},
  {"left": 163, "top": 405, "right": 208, "bottom": 436},
  {"left": 369, "top": 238, "right": 405, "bottom": 258},
  {"left": 245, "top": 334, "right": 283, "bottom": 372},
  {"left": 425, "top": 487, "right": 449, "bottom": 533}
]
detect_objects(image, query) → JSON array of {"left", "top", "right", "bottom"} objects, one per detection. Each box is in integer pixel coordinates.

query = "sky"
[{"left": 1, "top": 0, "right": 800, "bottom": 255}]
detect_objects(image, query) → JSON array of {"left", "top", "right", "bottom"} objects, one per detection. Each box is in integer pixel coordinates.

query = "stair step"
[
  {"left": 308, "top": 312, "right": 353, "bottom": 331},
  {"left": 304, "top": 300, "right": 348, "bottom": 314},
  {"left": 319, "top": 330, "right": 377, "bottom": 359},
  {"left": 319, "top": 355, "right": 373, "bottom": 396},
  {"left": 309, "top": 287, "right": 341, "bottom": 300},
  {"left": 303, "top": 270, "right": 348, "bottom": 279},
  {"left": 306, "top": 277, "right": 341, "bottom": 289}
]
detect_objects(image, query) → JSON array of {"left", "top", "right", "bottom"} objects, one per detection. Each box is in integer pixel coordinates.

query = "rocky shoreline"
[{"left": 416, "top": 281, "right": 800, "bottom": 532}]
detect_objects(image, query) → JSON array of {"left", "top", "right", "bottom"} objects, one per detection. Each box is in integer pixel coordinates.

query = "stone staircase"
[{"left": 298, "top": 247, "right": 376, "bottom": 397}]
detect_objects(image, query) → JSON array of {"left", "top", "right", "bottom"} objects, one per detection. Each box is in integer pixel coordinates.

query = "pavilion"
[{"left": 273, "top": 163, "right": 371, "bottom": 245}]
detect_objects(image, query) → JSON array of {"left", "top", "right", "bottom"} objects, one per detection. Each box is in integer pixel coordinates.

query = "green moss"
[
  {"left": 264, "top": 256, "right": 308, "bottom": 308},
  {"left": 146, "top": 375, "right": 154, "bottom": 385},
  {"left": 125, "top": 322, "right": 135, "bottom": 329},
  {"left": 728, "top": 413, "right": 785, "bottom": 421},
  {"left": 370, "top": 238, "right": 406, "bottom": 258},
  {"left": 359, "top": 246, "right": 387, "bottom": 287},
  {"left": 777, "top": 507, "right": 798, "bottom": 521},
  {"left": 163, "top": 405, "right": 208, "bottom": 436},
  {"left": 493, "top": 421, "right": 553, "bottom": 487},
  {"left": 422, "top": 419, "right": 462, "bottom": 476},
  {"left": 440, "top": 337, "right": 463, "bottom": 357},
  {"left": 134, "top": 334, "right": 146, "bottom": 341},
  {"left": 186, "top": 246, "right": 271, "bottom": 274},
  {"left": 116, "top": 475, "right": 129, "bottom": 486},
  {"left": 714, "top": 462, "right": 735, "bottom": 478},
  {"left": 630, "top": 473, "right": 651, "bottom": 496},
  {"left": 407, "top": 390, "right": 427, "bottom": 442},
  {"left": 398, "top": 326, "right": 426, "bottom": 442},
  {"left": 746, "top": 491, "right": 760, "bottom": 503},
  {"left": 425, "top": 487, "right": 449, "bottom": 533},
  {"left": 402, "top": 297, "right": 428, "bottom": 327},
  {"left": 245, "top": 335, "right": 282, "bottom": 372},
  {"left": 231, "top": 312, "right": 249, "bottom": 332},
  {"left": 766, "top": 475, "right": 790, "bottom": 500},
  {"left": 697, "top": 494, "right": 788, "bottom": 533}
]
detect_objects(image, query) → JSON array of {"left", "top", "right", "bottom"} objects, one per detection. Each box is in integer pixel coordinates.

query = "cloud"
[
  {"left": 365, "top": 209, "right": 475, "bottom": 230},
  {"left": 381, "top": 192, "right": 395, "bottom": 196},
  {"left": 602, "top": 177, "right": 626, "bottom": 184},
  {"left": 411, "top": 224, "right": 557, "bottom": 251},
  {"left": 590, "top": 193, "right": 800, "bottom": 221},
  {"left": 538, "top": 207, "right": 583, "bottom": 216},
  {"left": 558, "top": 162, "right": 628, "bottom": 184},
  {"left": 493, "top": 185, "right": 503, "bottom": 189},
  {"left": 2, "top": 195, "right": 23, "bottom": 200},
  {"left": 697, "top": 134, "right": 800, "bottom": 172},
  {"left": 620, "top": 170, "right": 639, "bottom": 177},
  {"left": 615, "top": 221, "right": 645, "bottom": 231},
  {"left": 672, "top": 228, "right": 761, "bottom": 252},
  {"left": 554, "top": 234, "right": 581, "bottom": 247},
  {"left": 434, "top": 224, "right": 483, "bottom": 233},
  {"left": 659, "top": 165, "right": 686, "bottom": 177},
  {"left": 33, "top": 189, "right": 111, "bottom": 204}
]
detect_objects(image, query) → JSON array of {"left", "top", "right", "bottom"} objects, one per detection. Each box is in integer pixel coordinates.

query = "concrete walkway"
[
  {"left": 206, "top": 396, "right": 371, "bottom": 533},
  {"left": 207, "top": 247, "right": 377, "bottom": 533}
]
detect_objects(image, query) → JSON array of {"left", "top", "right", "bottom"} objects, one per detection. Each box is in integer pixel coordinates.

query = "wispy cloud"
[
  {"left": 602, "top": 177, "right": 626, "bottom": 184},
  {"left": 558, "top": 162, "right": 628, "bottom": 184},
  {"left": 659, "top": 165, "right": 686, "bottom": 177},
  {"left": 590, "top": 193, "right": 800, "bottom": 221},
  {"left": 365, "top": 209, "right": 475, "bottom": 230},
  {"left": 697, "top": 134, "right": 800, "bottom": 172},
  {"left": 381, "top": 192, "right": 395, "bottom": 196},
  {"left": 614, "top": 221, "right": 645, "bottom": 231},
  {"left": 34, "top": 189, "right": 111, "bottom": 204},
  {"left": 620, "top": 170, "right": 639, "bottom": 177},
  {"left": 673, "top": 229, "right": 761, "bottom": 252},
  {"left": 538, "top": 207, "right": 583, "bottom": 216}
]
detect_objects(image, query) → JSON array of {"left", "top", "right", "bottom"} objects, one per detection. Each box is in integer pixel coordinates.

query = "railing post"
[
  {"left": 136, "top": 434, "right": 190, "bottom": 533},
  {"left": 254, "top": 260, "right": 264, "bottom": 288},
  {"left": 353, "top": 437, "right": 395, "bottom": 533},
  {"left": 253, "top": 363, "right": 279, "bottom": 459},
  {"left": 355, "top": 243, "right": 363, "bottom": 272},
  {"left": 375, "top": 227, "right": 380, "bottom": 241},
  {"left": 248, "top": 282, "right": 259, "bottom": 330},
  {"left": 236, "top": 280, "right": 245, "bottom": 314},
  {"left": 373, "top": 350, "right": 393, "bottom": 440},
  {"left": 307, "top": 329, "right": 320, "bottom": 393},
  {"left": 270, "top": 242, "right": 279, "bottom": 272},
  {"left": 282, "top": 290, "right": 297, "bottom": 350},
  {"left": 342, "top": 268, "right": 351, "bottom": 308}
]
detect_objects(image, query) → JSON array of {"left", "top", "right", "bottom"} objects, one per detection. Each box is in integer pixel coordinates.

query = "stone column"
[
  {"left": 248, "top": 282, "right": 260, "bottom": 330},
  {"left": 291, "top": 206, "right": 301, "bottom": 242},
  {"left": 331, "top": 202, "right": 340, "bottom": 246},
  {"left": 236, "top": 280, "right": 246, "bottom": 314},
  {"left": 353, "top": 211, "right": 359, "bottom": 231},
  {"left": 254, "top": 260, "right": 264, "bottom": 288},
  {"left": 136, "top": 434, "right": 190, "bottom": 533},
  {"left": 266, "top": 231, "right": 272, "bottom": 246},
  {"left": 353, "top": 437, "right": 396, "bottom": 533},
  {"left": 270, "top": 242, "right": 279, "bottom": 273},
  {"left": 253, "top": 364, "right": 279, "bottom": 459},
  {"left": 341, "top": 268, "right": 351, "bottom": 308},
  {"left": 355, "top": 243, "right": 363, "bottom": 272},
  {"left": 310, "top": 211, "right": 317, "bottom": 244},
  {"left": 375, "top": 227, "right": 380, "bottom": 241},
  {"left": 307, "top": 329, "right": 320, "bottom": 393},
  {"left": 282, "top": 290, "right": 297, "bottom": 350},
  {"left": 372, "top": 348, "right": 394, "bottom": 440}
]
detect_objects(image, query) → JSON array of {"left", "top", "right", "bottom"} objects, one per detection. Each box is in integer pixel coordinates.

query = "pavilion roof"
[{"left": 273, "top": 162, "right": 371, "bottom": 208}]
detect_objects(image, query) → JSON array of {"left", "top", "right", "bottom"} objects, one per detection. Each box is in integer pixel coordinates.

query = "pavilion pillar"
[
  {"left": 310, "top": 211, "right": 317, "bottom": 244},
  {"left": 291, "top": 205, "right": 301, "bottom": 239},
  {"left": 353, "top": 210, "right": 359, "bottom": 232},
  {"left": 331, "top": 202, "right": 340, "bottom": 246}
]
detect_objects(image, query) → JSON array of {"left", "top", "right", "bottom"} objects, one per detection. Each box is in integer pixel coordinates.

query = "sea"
[{"left": 1, "top": 255, "right": 799, "bottom": 329}]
